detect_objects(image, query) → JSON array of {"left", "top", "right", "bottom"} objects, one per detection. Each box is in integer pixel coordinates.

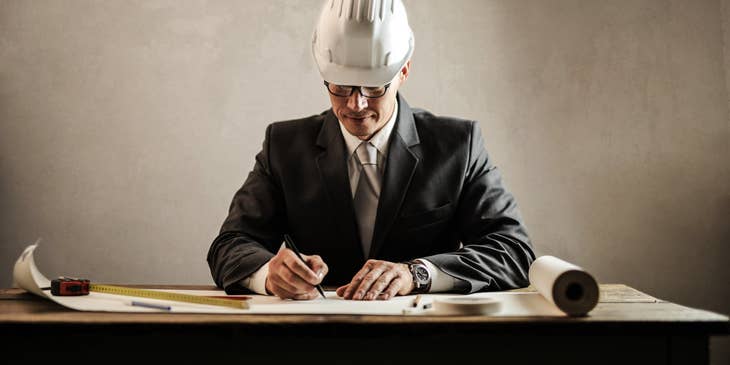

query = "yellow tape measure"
[{"left": 89, "top": 284, "right": 249, "bottom": 310}]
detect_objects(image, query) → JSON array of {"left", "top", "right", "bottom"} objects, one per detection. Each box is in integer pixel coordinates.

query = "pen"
[
  {"left": 411, "top": 295, "right": 431, "bottom": 310},
  {"left": 129, "top": 300, "right": 171, "bottom": 311},
  {"left": 412, "top": 294, "right": 422, "bottom": 308},
  {"left": 283, "top": 234, "right": 326, "bottom": 299}
]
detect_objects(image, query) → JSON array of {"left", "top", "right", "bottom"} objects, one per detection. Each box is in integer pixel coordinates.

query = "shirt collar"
[{"left": 338, "top": 98, "right": 398, "bottom": 158}]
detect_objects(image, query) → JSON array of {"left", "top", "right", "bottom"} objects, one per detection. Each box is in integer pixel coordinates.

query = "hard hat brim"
[
  {"left": 317, "top": 62, "right": 403, "bottom": 88},
  {"left": 314, "top": 41, "right": 413, "bottom": 88}
]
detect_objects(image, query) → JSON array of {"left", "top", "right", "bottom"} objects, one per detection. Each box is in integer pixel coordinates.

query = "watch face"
[{"left": 414, "top": 265, "right": 430, "bottom": 283}]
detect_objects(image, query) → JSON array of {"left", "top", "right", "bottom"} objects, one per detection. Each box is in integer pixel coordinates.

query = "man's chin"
[{"left": 343, "top": 120, "right": 375, "bottom": 136}]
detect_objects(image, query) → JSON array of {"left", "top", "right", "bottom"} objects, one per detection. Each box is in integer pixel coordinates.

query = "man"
[{"left": 207, "top": 0, "right": 535, "bottom": 300}]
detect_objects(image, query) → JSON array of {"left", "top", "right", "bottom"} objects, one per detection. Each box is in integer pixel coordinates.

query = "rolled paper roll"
[{"left": 528, "top": 255, "right": 599, "bottom": 316}]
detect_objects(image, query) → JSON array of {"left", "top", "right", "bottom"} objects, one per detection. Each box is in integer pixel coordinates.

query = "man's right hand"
[{"left": 265, "top": 246, "right": 328, "bottom": 300}]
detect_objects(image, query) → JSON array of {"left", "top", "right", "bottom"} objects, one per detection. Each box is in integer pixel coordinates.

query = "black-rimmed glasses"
[{"left": 324, "top": 81, "right": 391, "bottom": 98}]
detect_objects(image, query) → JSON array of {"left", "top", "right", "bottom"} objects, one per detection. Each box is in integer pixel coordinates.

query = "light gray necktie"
[{"left": 353, "top": 142, "right": 381, "bottom": 258}]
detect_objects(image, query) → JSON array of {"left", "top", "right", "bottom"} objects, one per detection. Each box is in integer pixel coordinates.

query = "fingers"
[
  {"left": 336, "top": 284, "right": 349, "bottom": 297},
  {"left": 304, "top": 254, "right": 328, "bottom": 283},
  {"left": 283, "top": 252, "right": 321, "bottom": 286},
  {"left": 293, "top": 291, "right": 321, "bottom": 301},
  {"left": 266, "top": 246, "right": 328, "bottom": 300},
  {"left": 386, "top": 275, "right": 411, "bottom": 298},
  {"left": 341, "top": 260, "right": 411, "bottom": 301},
  {"left": 268, "top": 269, "right": 308, "bottom": 294},
  {"left": 337, "top": 284, "right": 388, "bottom": 299},
  {"left": 342, "top": 262, "right": 373, "bottom": 299},
  {"left": 354, "top": 267, "right": 392, "bottom": 300},
  {"left": 267, "top": 280, "right": 319, "bottom": 301},
  {"left": 366, "top": 270, "right": 398, "bottom": 300}
]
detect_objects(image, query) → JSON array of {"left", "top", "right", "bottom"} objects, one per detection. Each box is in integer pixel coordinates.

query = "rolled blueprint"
[{"left": 528, "top": 255, "right": 599, "bottom": 316}]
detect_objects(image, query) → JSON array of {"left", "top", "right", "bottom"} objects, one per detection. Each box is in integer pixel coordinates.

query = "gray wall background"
[{"left": 1, "top": 0, "right": 728, "bottom": 362}]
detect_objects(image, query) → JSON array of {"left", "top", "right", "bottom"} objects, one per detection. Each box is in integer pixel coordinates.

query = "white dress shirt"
[{"left": 242, "top": 100, "right": 456, "bottom": 294}]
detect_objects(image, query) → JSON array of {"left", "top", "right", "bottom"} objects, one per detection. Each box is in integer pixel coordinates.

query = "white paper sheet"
[
  {"left": 12, "top": 244, "right": 577, "bottom": 316},
  {"left": 12, "top": 244, "right": 253, "bottom": 313}
]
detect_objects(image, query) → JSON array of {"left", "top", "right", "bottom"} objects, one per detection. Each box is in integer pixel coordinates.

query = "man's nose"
[{"left": 346, "top": 90, "right": 368, "bottom": 111}]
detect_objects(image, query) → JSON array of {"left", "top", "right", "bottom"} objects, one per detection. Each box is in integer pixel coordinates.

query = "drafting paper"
[{"left": 13, "top": 244, "right": 574, "bottom": 316}]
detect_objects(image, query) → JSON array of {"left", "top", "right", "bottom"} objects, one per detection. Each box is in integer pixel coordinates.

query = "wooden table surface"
[{"left": 0, "top": 284, "right": 727, "bottom": 334}]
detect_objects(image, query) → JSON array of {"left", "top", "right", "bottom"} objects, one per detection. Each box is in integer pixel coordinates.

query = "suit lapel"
[
  {"left": 315, "top": 111, "right": 365, "bottom": 263},
  {"left": 369, "top": 94, "right": 420, "bottom": 258}
]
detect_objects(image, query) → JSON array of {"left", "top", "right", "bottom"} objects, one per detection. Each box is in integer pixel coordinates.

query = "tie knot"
[{"left": 356, "top": 142, "right": 378, "bottom": 166}]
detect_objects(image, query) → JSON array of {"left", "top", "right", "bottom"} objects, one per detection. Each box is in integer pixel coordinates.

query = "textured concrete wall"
[{"left": 1, "top": 0, "right": 728, "bottom": 362}]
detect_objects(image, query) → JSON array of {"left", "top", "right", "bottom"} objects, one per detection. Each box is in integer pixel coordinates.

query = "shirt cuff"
[
  {"left": 419, "top": 259, "right": 457, "bottom": 293},
  {"left": 241, "top": 262, "right": 270, "bottom": 295}
]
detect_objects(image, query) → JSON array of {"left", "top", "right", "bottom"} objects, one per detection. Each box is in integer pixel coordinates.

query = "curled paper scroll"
[{"left": 528, "top": 255, "right": 599, "bottom": 316}]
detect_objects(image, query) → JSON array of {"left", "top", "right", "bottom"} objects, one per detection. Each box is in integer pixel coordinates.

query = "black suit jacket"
[{"left": 207, "top": 94, "right": 535, "bottom": 294}]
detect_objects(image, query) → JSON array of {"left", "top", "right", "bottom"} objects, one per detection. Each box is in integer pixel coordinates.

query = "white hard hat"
[{"left": 312, "top": 0, "right": 415, "bottom": 87}]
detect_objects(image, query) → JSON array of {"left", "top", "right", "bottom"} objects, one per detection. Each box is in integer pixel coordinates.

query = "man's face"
[{"left": 329, "top": 62, "right": 410, "bottom": 141}]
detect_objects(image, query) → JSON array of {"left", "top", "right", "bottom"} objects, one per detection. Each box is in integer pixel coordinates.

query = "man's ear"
[{"left": 400, "top": 60, "right": 411, "bottom": 82}]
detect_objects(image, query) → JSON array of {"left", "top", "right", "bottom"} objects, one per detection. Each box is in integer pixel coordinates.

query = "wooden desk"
[{"left": 1, "top": 284, "right": 727, "bottom": 364}]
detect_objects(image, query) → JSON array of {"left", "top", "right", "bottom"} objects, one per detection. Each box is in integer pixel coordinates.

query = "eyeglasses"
[{"left": 324, "top": 81, "right": 391, "bottom": 98}]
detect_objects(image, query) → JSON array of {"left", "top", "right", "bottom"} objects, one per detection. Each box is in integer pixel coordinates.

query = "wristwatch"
[{"left": 406, "top": 260, "right": 432, "bottom": 294}]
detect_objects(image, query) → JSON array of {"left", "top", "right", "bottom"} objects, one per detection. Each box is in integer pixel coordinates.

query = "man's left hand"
[{"left": 336, "top": 259, "right": 413, "bottom": 300}]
